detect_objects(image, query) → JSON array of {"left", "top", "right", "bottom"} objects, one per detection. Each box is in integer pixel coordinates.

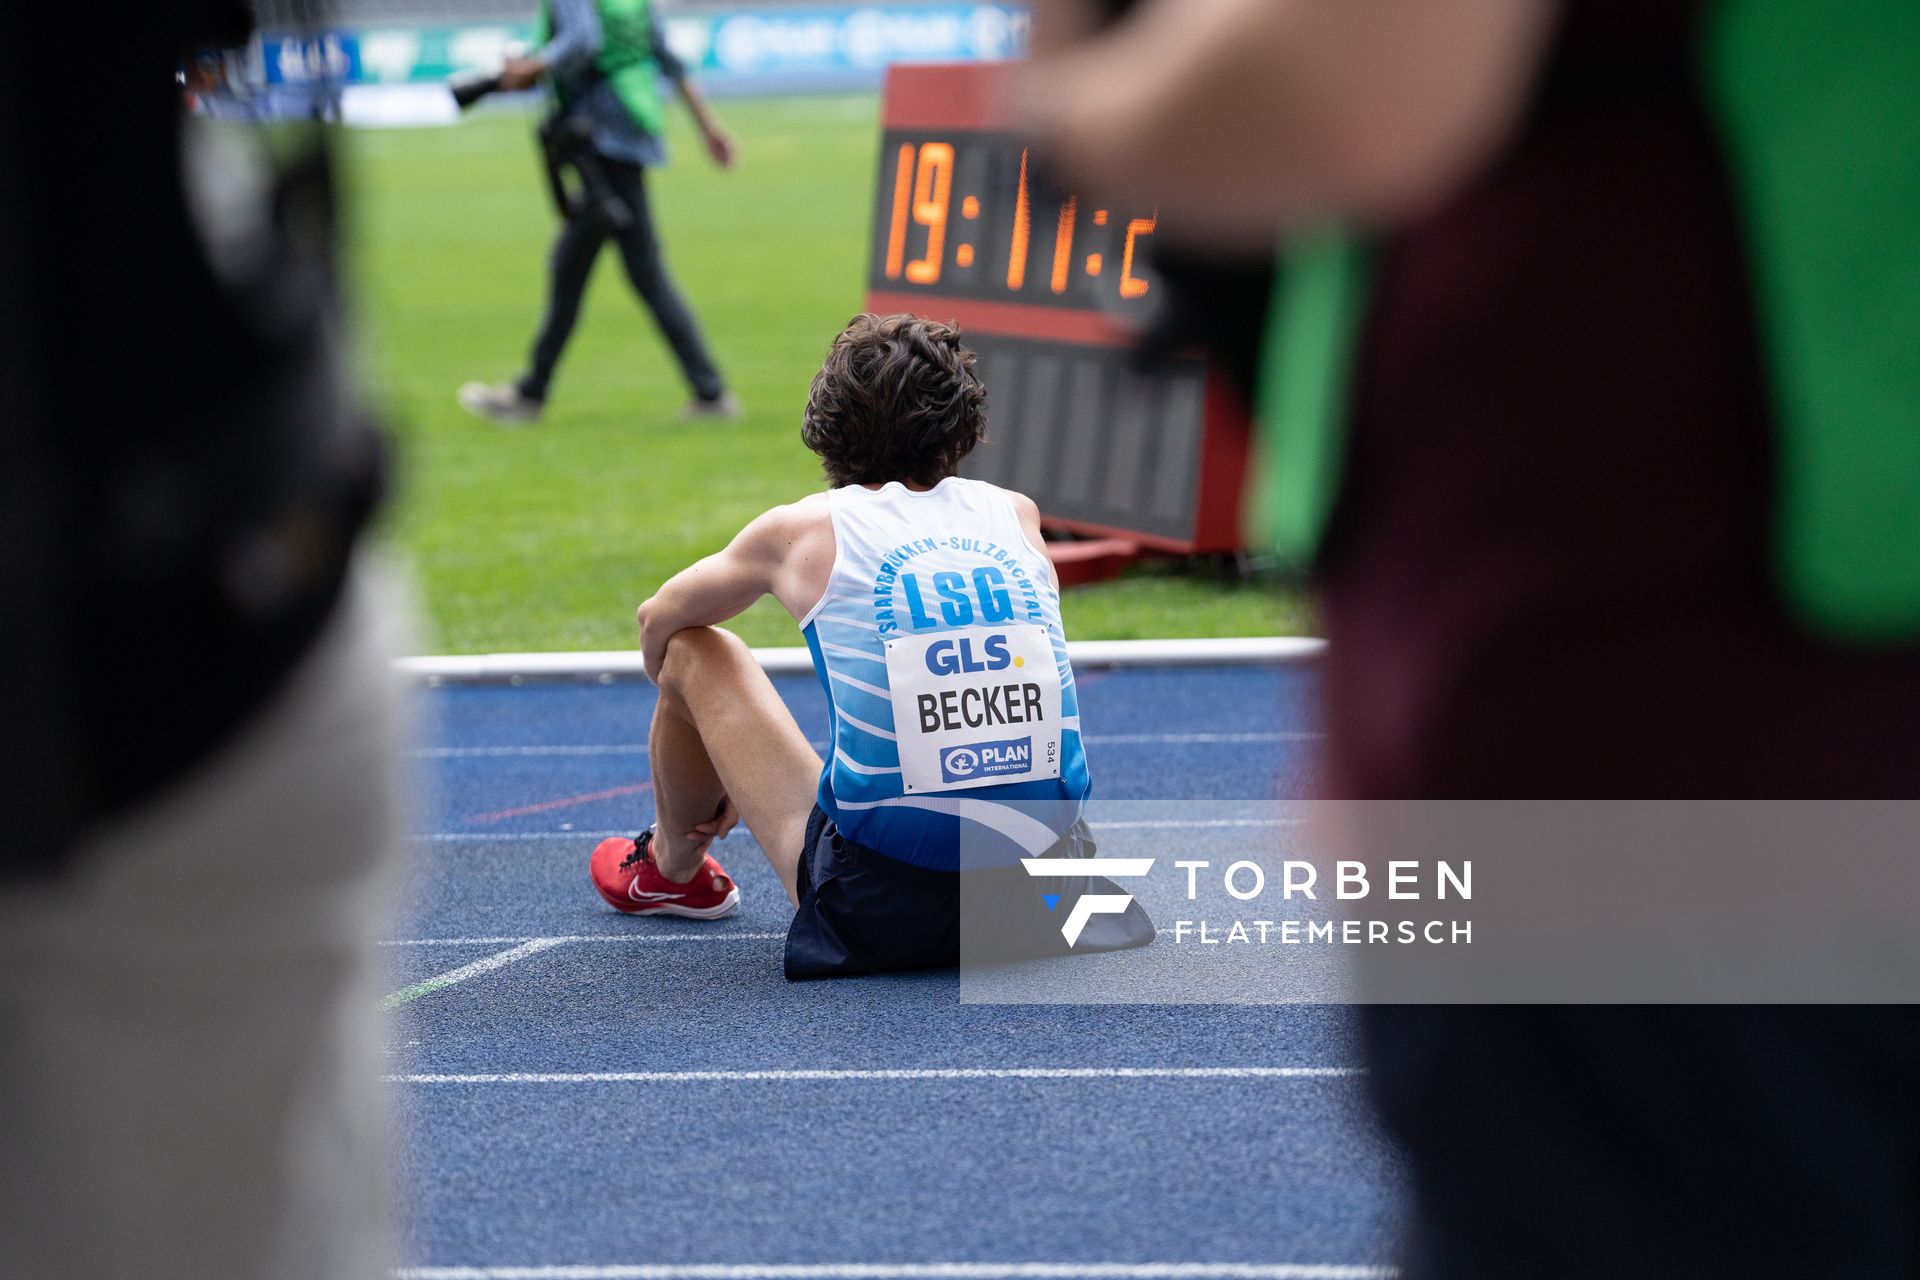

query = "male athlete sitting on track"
[{"left": 588, "top": 312, "right": 1153, "bottom": 978}]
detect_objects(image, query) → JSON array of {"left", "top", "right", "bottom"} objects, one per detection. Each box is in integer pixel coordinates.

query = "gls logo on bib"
[{"left": 884, "top": 623, "right": 1062, "bottom": 794}]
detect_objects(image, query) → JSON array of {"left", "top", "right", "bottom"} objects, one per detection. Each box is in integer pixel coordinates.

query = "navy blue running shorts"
[{"left": 783, "top": 805, "right": 1156, "bottom": 981}]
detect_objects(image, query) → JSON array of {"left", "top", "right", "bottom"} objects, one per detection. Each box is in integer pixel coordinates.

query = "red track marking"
[{"left": 465, "top": 782, "right": 652, "bottom": 825}]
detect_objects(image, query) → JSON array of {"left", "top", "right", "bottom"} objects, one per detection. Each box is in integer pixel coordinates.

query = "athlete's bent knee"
[{"left": 656, "top": 625, "right": 746, "bottom": 690}]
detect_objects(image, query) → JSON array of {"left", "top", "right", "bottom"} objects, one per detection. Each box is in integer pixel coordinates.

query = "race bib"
[{"left": 883, "top": 623, "right": 1063, "bottom": 794}]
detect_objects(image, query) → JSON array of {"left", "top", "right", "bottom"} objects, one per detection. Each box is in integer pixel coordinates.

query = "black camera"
[
  {"left": 537, "top": 112, "right": 633, "bottom": 231},
  {"left": 447, "top": 68, "right": 632, "bottom": 232},
  {"left": 448, "top": 69, "right": 505, "bottom": 111}
]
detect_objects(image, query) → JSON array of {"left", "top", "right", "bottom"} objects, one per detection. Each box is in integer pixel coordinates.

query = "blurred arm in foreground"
[{"left": 1020, "top": 0, "right": 1556, "bottom": 242}]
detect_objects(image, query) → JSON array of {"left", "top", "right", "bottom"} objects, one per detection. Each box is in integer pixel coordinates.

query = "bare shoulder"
[
  {"left": 737, "top": 493, "right": 833, "bottom": 557},
  {"left": 995, "top": 485, "right": 1046, "bottom": 538},
  {"left": 991, "top": 485, "right": 1058, "bottom": 587},
  {"left": 743, "top": 492, "right": 836, "bottom": 620},
  {"left": 999, "top": 487, "right": 1042, "bottom": 523}
]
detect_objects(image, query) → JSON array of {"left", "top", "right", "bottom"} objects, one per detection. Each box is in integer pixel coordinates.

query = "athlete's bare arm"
[
  {"left": 636, "top": 494, "right": 835, "bottom": 681},
  {"left": 639, "top": 483, "right": 1054, "bottom": 681}
]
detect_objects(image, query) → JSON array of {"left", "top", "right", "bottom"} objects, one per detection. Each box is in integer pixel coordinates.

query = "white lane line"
[
  {"left": 411, "top": 732, "right": 1320, "bottom": 759},
  {"left": 1088, "top": 819, "right": 1304, "bottom": 831},
  {"left": 407, "top": 819, "right": 1300, "bottom": 844},
  {"left": 394, "top": 1262, "right": 1392, "bottom": 1279},
  {"left": 411, "top": 745, "right": 649, "bottom": 759},
  {"left": 402, "top": 635, "right": 1325, "bottom": 682},
  {"left": 408, "top": 831, "right": 635, "bottom": 843},
  {"left": 1085, "top": 733, "right": 1323, "bottom": 745},
  {"left": 388, "top": 1067, "right": 1363, "bottom": 1085},
  {"left": 382, "top": 938, "right": 568, "bottom": 1008},
  {"left": 382, "top": 933, "right": 787, "bottom": 948}
]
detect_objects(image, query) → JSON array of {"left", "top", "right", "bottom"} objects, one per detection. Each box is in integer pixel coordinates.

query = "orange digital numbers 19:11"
[
  {"left": 883, "top": 142, "right": 955, "bottom": 286},
  {"left": 904, "top": 143, "right": 954, "bottom": 284},
  {"left": 1120, "top": 214, "right": 1157, "bottom": 299},
  {"left": 880, "top": 137, "right": 1153, "bottom": 304},
  {"left": 883, "top": 143, "right": 915, "bottom": 280},
  {"left": 1006, "top": 148, "right": 1032, "bottom": 292}
]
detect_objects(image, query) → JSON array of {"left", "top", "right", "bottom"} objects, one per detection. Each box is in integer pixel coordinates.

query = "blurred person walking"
[
  {"left": 0, "top": 5, "right": 401, "bottom": 1277},
  {"left": 1022, "top": 1, "right": 1920, "bottom": 1276},
  {"left": 458, "top": 0, "right": 741, "bottom": 426}
]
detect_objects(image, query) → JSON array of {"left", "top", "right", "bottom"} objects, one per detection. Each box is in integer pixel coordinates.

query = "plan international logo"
[{"left": 940, "top": 737, "right": 1031, "bottom": 783}]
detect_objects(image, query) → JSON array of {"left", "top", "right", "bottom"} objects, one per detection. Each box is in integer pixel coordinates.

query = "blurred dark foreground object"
[
  {"left": 2, "top": 2, "right": 384, "bottom": 879},
  {"left": 1020, "top": 0, "right": 1920, "bottom": 1276},
  {"left": 1129, "top": 247, "right": 1273, "bottom": 401},
  {"left": 0, "top": 4, "right": 401, "bottom": 1276},
  {"left": 1308, "top": 3, "right": 1920, "bottom": 1277}
]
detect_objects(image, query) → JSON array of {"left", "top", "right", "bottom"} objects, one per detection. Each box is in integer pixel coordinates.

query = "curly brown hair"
[{"left": 800, "top": 313, "right": 988, "bottom": 488}]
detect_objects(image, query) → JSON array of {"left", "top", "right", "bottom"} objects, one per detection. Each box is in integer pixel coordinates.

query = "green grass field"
[{"left": 346, "top": 96, "right": 1308, "bottom": 653}]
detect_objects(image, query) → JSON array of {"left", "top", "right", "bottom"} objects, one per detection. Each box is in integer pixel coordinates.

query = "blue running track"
[{"left": 386, "top": 663, "right": 1408, "bottom": 1278}]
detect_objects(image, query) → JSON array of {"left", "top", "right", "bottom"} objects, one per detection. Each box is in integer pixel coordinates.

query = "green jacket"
[{"left": 537, "top": 0, "right": 666, "bottom": 136}]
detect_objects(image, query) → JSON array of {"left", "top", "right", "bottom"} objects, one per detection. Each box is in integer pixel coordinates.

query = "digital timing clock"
[
  {"left": 871, "top": 131, "right": 1160, "bottom": 312},
  {"left": 865, "top": 62, "right": 1251, "bottom": 577}
]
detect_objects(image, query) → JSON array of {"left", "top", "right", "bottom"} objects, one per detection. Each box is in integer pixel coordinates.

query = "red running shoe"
[{"left": 590, "top": 829, "right": 740, "bottom": 919}]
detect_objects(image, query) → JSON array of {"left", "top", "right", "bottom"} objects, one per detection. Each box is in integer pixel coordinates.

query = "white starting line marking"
[
  {"left": 383, "top": 938, "right": 568, "bottom": 1009},
  {"left": 382, "top": 934, "right": 788, "bottom": 1000},
  {"left": 382, "top": 933, "right": 787, "bottom": 948},
  {"left": 388, "top": 1066, "right": 1363, "bottom": 1085},
  {"left": 394, "top": 1263, "right": 1392, "bottom": 1279},
  {"left": 411, "top": 732, "right": 1321, "bottom": 760}
]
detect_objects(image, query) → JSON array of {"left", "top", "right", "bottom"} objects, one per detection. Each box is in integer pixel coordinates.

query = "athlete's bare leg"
[{"left": 648, "top": 626, "right": 822, "bottom": 905}]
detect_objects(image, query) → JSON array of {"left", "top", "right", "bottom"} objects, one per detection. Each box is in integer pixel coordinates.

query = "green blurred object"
[
  {"left": 1704, "top": 0, "right": 1920, "bottom": 641},
  {"left": 536, "top": 0, "right": 665, "bottom": 135},
  {"left": 1249, "top": 228, "right": 1369, "bottom": 567},
  {"left": 347, "top": 101, "right": 1305, "bottom": 653}
]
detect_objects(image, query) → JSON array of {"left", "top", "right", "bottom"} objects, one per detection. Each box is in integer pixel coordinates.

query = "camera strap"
[{"left": 537, "top": 89, "right": 635, "bottom": 232}]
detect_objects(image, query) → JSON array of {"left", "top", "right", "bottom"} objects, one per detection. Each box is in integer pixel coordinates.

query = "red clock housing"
[{"left": 865, "top": 61, "right": 1252, "bottom": 582}]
